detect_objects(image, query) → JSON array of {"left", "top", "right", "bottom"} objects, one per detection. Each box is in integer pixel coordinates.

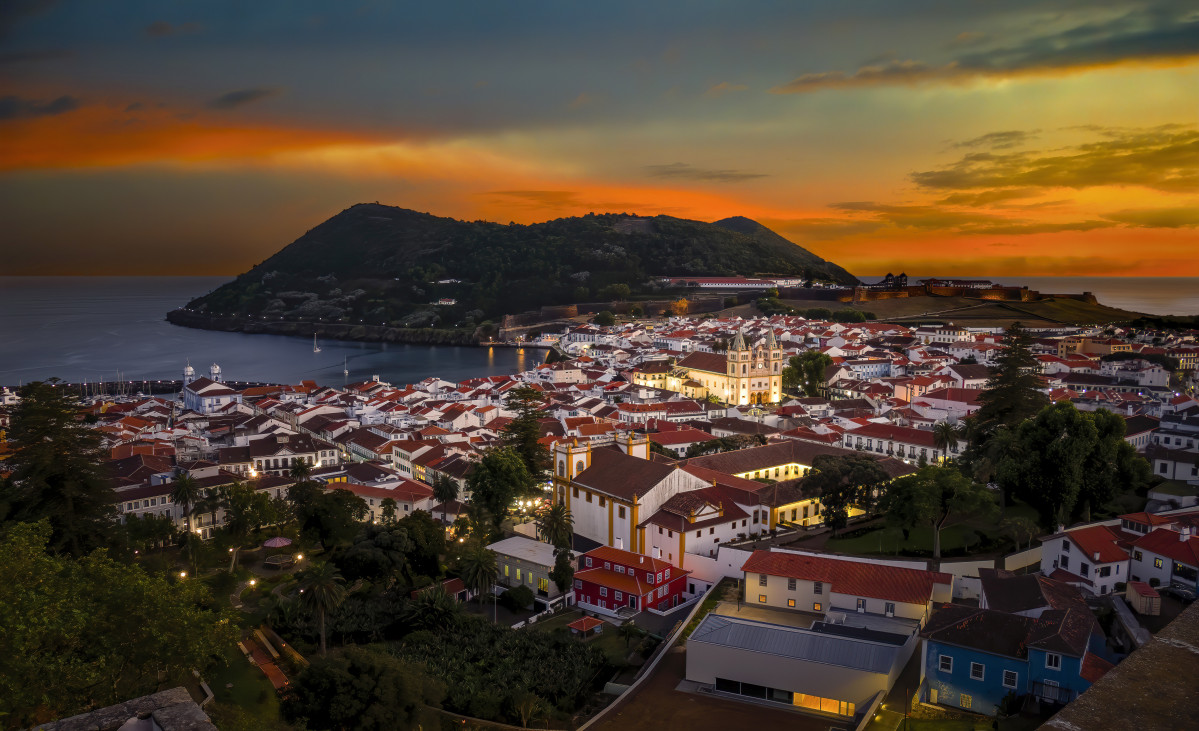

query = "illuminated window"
[
  {"left": 813, "top": 602, "right": 822, "bottom": 611},
  {"left": 758, "top": 594, "right": 767, "bottom": 603},
  {"left": 787, "top": 599, "right": 795, "bottom": 607}
]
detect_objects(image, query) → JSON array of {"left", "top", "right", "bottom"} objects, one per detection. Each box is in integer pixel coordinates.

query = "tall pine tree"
[
  {"left": 972, "top": 322, "right": 1048, "bottom": 436},
  {"left": 501, "top": 385, "right": 551, "bottom": 478},
  {"left": 1, "top": 381, "right": 116, "bottom": 556}
]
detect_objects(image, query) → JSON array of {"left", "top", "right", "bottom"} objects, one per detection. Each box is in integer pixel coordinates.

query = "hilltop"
[{"left": 172, "top": 204, "right": 858, "bottom": 333}]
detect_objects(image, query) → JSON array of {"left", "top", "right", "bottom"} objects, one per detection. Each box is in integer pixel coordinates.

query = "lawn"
[
  {"left": 825, "top": 503, "right": 1041, "bottom": 558},
  {"left": 679, "top": 578, "right": 738, "bottom": 643},
  {"left": 526, "top": 610, "right": 649, "bottom": 667},
  {"left": 205, "top": 645, "right": 284, "bottom": 724}
]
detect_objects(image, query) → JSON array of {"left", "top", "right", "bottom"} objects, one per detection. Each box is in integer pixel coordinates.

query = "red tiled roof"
[
  {"left": 1062, "top": 524, "right": 1131, "bottom": 564},
  {"left": 568, "top": 616, "right": 604, "bottom": 632},
  {"left": 1128, "top": 581, "right": 1159, "bottom": 598},
  {"left": 741, "top": 550, "right": 952, "bottom": 605},
  {"left": 1080, "top": 651, "right": 1115, "bottom": 683},
  {"left": 1133, "top": 528, "right": 1199, "bottom": 567}
]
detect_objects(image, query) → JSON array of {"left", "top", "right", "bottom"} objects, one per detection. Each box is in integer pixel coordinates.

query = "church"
[{"left": 667, "top": 330, "right": 783, "bottom": 406}]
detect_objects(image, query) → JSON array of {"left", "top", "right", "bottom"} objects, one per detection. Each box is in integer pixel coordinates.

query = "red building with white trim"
[{"left": 574, "top": 545, "right": 690, "bottom": 615}]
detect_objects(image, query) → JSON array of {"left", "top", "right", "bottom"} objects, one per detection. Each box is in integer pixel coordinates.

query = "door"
[{"left": 930, "top": 688, "right": 938, "bottom": 704}]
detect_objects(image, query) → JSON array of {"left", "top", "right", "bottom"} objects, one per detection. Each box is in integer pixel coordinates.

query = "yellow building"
[{"left": 668, "top": 330, "right": 783, "bottom": 406}]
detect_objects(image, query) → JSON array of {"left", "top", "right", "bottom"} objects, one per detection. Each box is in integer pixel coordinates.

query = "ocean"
[
  {"left": 1, "top": 275, "right": 1194, "bottom": 388},
  {"left": 0, "top": 276, "right": 546, "bottom": 387}
]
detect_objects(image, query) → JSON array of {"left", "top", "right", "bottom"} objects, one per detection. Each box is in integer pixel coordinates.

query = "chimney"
[{"left": 1180, "top": 526, "right": 1192, "bottom": 542}]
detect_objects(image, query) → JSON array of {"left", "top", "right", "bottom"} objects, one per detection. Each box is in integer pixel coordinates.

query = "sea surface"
[
  {"left": 865, "top": 275, "right": 1199, "bottom": 318},
  {"left": 0, "top": 277, "right": 547, "bottom": 388}
]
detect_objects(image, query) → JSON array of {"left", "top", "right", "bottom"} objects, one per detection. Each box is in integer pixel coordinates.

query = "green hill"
[{"left": 179, "top": 204, "right": 858, "bottom": 329}]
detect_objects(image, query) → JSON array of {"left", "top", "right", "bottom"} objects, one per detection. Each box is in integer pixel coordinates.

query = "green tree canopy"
[
  {"left": 500, "top": 386, "right": 552, "bottom": 478},
  {"left": 592, "top": 310, "right": 616, "bottom": 326},
  {"left": 298, "top": 561, "right": 348, "bottom": 656},
  {"left": 0, "top": 522, "right": 238, "bottom": 728},
  {"left": 431, "top": 473, "right": 459, "bottom": 524},
  {"left": 458, "top": 541, "right": 498, "bottom": 611},
  {"left": 803, "top": 453, "right": 890, "bottom": 534},
  {"left": 282, "top": 647, "right": 444, "bottom": 731},
  {"left": 467, "top": 447, "right": 535, "bottom": 529},
  {"left": 970, "top": 323, "right": 1048, "bottom": 444},
  {"left": 782, "top": 350, "right": 832, "bottom": 397},
  {"left": 535, "top": 502, "right": 573, "bottom": 550},
  {"left": 878, "top": 465, "right": 999, "bottom": 558},
  {"left": 995, "top": 403, "right": 1152, "bottom": 528},
  {"left": 1, "top": 381, "right": 117, "bottom": 556},
  {"left": 294, "top": 486, "right": 369, "bottom": 548}
]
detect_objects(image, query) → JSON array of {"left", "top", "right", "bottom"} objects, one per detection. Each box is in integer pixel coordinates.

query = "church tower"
[{"left": 726, "top": 329, "right": 751, "bottom": 405}]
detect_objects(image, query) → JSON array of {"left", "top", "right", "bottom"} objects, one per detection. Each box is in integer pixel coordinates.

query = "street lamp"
[{"left": 179, "top": 571, "right": 187, "bottom": 579}]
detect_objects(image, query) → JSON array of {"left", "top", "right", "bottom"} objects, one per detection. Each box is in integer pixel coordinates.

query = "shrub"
[
  {"left": 1115, "top": 582, "right": 1127, "bottom": 593},
  {"left": 1149, "top": 577, "right": 1161, "bottom": 587},
  {"left": 501, "top": 584, "right": 535, "bottom": 610}
]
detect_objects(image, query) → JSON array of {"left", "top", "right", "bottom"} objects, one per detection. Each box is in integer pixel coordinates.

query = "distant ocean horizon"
[{"left": 861, "top": 275, "right": 1199, "bottom": 318}]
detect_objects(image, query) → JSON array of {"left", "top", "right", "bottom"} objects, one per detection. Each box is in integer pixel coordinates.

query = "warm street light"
[
  {"left": 296, "top": 554, "right": 303, "bottom": 561},
  {"left": 179, "top": 571, "right": 187, "bottom": 579},
  {"left": 249, "top": 579, "right": 257, "bottom": 586}
]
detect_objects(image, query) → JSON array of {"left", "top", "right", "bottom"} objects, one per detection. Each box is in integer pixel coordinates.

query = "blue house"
[{"left": 920, "top": 603, "right": 1112, "bottom": 715}]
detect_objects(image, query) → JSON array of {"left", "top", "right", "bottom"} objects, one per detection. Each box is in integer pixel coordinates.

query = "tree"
[
  {"left": 535, "top": 502, "right": 573, "bottom": 550},
  {"left": 500, "top": 386, "right": 552, "bottom": 478},
  {"left": 1, "top": 380, "right": 117, "bottom": 556},
  {"left": 219, "top": 482, "right": 271, "bottom": 573},
  {"left": 296, "top": 487, "right": 369, "bottom": 548},
  {"left": 169, "top": 473, "right": 203, "bottom": 535},
  {"left": 121, "top": 512, "right": 177, "bottom": 554},
  {"left": 629, "top": 304, "right": 644, "bottom": 318},
  {"left": 592, "top": 310, "right": 615, "bottom": 326},
  {"left": 402, "top": 585, "right": 461, "bottom": 632},
  {"left": 550, "top": 549, "right": 575, "bottom": 594},
  {"left": 0, "top": 522, "right": 238, "bottom": 728},
  {"left": 467, "top": 447, "right": 535, "bottom": 530},
  {"left": 380, "top": 497, "right": 397, "bottom": 525},
  {"left": 336, "top": 523, "right": 414, "bottom": 586},
  {"left": 282, "top": 647, "right": 443, "bottom": 731},
  {"left": 1002, "top": 515, "right": 1039, "bottom": 551},
  {"left": 995, "top": 403, "right": 1152, "bottom": 528},
  {"left": 431, "top": 474, "right": 459, "bottom": 525},
  {"left": 783, "top": 350, "right": 833, "bottom": 397},
  {"left": 803, "top": 454, "right": 890, "bottom": 535},
  {"left": 459, "top": 541, "right": 498, "bottom": 613},
  {"left": 501, "top": 584, "right": 535, "bottom": 611},
  {"left": 289, "top": 458, "right": 312, "bottom": 482},
  {"left": 971, "top": 322, "right": 1048, "bottom": 441},
  {"left": 932, "top": 421, "right": 960, "bottom": 462},
  {"left": 670, "top": 298, "right": 689, "bottom": 316},
  {"left": 298, "top": 562, "right": 348, "bottom": 656},
  {"left": 878, "top": 465, "right": 999, "bottom": 558},
  {"left": 618, "top": 619, "right": 645, "bottom": 648}
]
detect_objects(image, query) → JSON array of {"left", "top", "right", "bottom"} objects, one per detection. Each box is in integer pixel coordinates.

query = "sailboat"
[{"left": 313, "top": 334, "right": 321, "bottom": 353}]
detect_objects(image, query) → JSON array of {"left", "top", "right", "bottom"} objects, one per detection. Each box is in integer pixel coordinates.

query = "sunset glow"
[{"left": 2, "top": 2, "right": 1195, "bottom": 276}]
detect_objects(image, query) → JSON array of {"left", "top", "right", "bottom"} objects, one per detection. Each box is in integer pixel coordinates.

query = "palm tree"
[
  {"left": 402, "top": 585, "right": 461, "bottom": 632},
  {"left": 193, "top": 487, "right": 223, "bottom": 538},
  {"left": 432, "top": 474, "right": 459, "bottom": 526},
  {"left": 298, "top": 562, "right": 347, "bottom": 656},
  {"left": 169, "top": 473, "right": 202, "bottom": 534},
  {"left": 459, "top": 542, "right": 498, "bottom": 617},
  {"left": 932, "top": 421, "right": 959, "bottom": 463},
  {"left": 618, "top": 619, "right": 644, "bottom": 648},
  {"left": 289, "top": 458, "right": 311, "bottom": 482},
  {"left": 535, "top": 502, "right": 573, "bottom": 550}
]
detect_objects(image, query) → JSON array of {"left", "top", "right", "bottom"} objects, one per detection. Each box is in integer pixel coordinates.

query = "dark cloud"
[
  {"left": 0, "top": 0, "right": 56, "bottom": 39},
  {"left": 206, "top": 88, "right": 280, "bottom": 110},
  {"left": 1103, "top": 207, "right": 1199, "bottom": 228},
  {"left": 953, "top": 130, "right": 1039, "bottom": 150},
  {"left": 486, "top": 190, "right": 655, "bottom": 212},
  {"left": 937, "top": 188, "right": 1042, "bottom": 206},
  {"left": 771, "top": 4, "right": 1199, "bottom": 92},
  {"left": 912, "top": 125, "right": 1199, "bottom": 192},
  {"left": 0, "top": 94, "right": 79, "bottom": 120},
  {"left": 645, "top": 162, "right": 767, "bottom": 183},
  {"left": 829, "top": 201, "right": 1115, "bottom": 236},
  {"left": 144, "top": 20, "right": 203, "bottom": 37},
  {"left": 0, "top": 49, "right": 73, "bottom": 64}
]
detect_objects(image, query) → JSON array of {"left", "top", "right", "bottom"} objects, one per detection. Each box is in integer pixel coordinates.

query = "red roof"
[
  {"left": 1133, "top": 528, "right": 1199, "bottom": 567},
  {"left": 568, "top": 616, "right": 604, "bottom": 632},
  {"left": 1128, "top": 581, "right": 1159, "bottom": 598},
  {"left": 1080, "top": 651, "right": 1115, "bottom": 683},
  {"left": 741, "top": 550, "right": 952, "bottom": 605},
  {"left": 1063, "top": 525, "right": 1131, "bottom": 564},
  {"left": 584, "top": 545, "right": 679, "bottom": 575}
]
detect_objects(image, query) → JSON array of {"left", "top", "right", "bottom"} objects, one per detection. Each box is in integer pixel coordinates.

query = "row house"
[{"left": 842, "top": 422, "right": 955, "bottom": 463}]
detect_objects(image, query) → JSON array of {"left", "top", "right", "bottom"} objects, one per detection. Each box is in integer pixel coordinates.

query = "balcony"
[{"left": 1030, "top": 681, "right": 1077, "bottom": 705}]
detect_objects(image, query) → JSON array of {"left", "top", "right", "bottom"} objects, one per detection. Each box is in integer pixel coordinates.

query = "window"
[
  {"left": 885, "top": 602, "right": 896, "bottom": 616},
  {"left": 758, "top": 594, "right": 767, "bottom": 603},
  {"left": 696, "top": 531, "right": 701, "bottom": 538},
  {"left": 1046, "top": 653, "right": 1061, "bottom": 670},
  {"left": 600, "top": 587, "right": 608, "bottom": 597},
  {"left": 665, "top": 569, "right": 670, "bottom": 579},
  {"left": 616, "top": 565, "right": 624, "bottom": 574},
  {"left": 615, "top": 591, "right": 623, "bottom": 601},
  {"left": 574, "top": 579, "right": 581, "bottom": 589},
  {"left": 1003, "top": 670, "right": 1018, "bottom": 689},
  {"left": 585, "top": 491, "right": 592, "bottom": 503},
  {"left": 504, "top": 564, "right": 510, "bottom": 577},
  {"left": 960, "top": 694, "right": 972, "bottom": 710},
  {"left": 1062, "top": 539, "right": 1070, "bottom": 552},
  {"left": 814, "top": 581, "right": 823, "bottom": 595},
  {"left": 515, "top": 568, "right": 522, "bottom": 582},
  {"left": 1099, "top": 566, "right": 1111, "bottom": 577},
  {"left": 585, "top": 557, "right": 593, "bottom": 567},
  {"left": 656, "top": 572, "right": 663, "bottom": 582},
  {"left": 856, "top": 598, "right": 866, "bottom": 612},
  {"left": 599, "top": 496, "right": 606, "bottom": 507},
  {"left": 787, "top": 578, "right": 797, "bottom": 591},
  {"left": 1080, "top": 562, "right": 1090, "bottom": 577},
  {"left": 813, "top": 602, "right": 822, "bottom": 611},
  {"left": 939, "top": 655, "right": 953, "bottom": 673},
  {"left": 759, "top": 573, "right": 768, "bottom": 587},
  {"left": 604, "top": 562, "right": 611, "bottom": 569},
  {"left": 970, "top": 662, "right": 984, "bottom": 681},
  {"left": 647, "top": 572, "right": 654, "bottom": 584},
  {"left": 787, "top": 599, "right": 796, "bottom": 607},
  {"left": 1134, "top": 550, "right": 1143, "bottom": 561},
  {"left": 618, "top": 506, "right": 626, "bottom": 519},
  {"left": 1155, "top": 557, "right": 1163, "bottom": 568},
  {"left": 573, "top": 486, "right": 579, "bottom": 498}
]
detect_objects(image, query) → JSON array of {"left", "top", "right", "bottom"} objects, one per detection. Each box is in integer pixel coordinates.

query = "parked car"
[{"left": 1161, "top": 585, "right": 1197, "bottom": 603}]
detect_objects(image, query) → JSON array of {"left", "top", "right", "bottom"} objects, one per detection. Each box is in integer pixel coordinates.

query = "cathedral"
[{"left": 668, "top": 329, "right": 783, "bottom": 406}]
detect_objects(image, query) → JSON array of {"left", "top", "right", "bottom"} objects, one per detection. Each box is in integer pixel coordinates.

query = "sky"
[{"left": 1, "top": 0, "right": 1196, "bottom": 277}]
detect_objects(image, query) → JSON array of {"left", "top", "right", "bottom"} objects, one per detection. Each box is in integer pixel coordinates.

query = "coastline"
[{"left": 165, "top": 308, "right": 484, "bottom": 346}]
